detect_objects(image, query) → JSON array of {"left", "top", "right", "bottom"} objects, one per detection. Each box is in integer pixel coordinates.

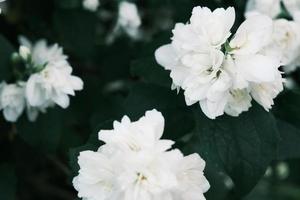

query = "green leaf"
[
  {"left": 273, "top": 90, "right": 300, "bottom": 129},
  {"left": 277, "top": 120, "right": 300, "bottom": 160},
  {"left": 53, "top": 10, "right": 97, "bottom": 59},
  {"left": 0, "top": 35, "right": 15, "bottom": 81},
  {"left": 131, "top": 57, "right": 172, "bottom": 88},
  {"left": 55, "top": 0, "right": 81, "bottom": 9},
  {"left": 123, "top": 83, "right": 194, "bottom": 141},
  {"left": 186, "top": 105, "right": 280, "bottom": 197},
  {"left": 0, "top": 164, "right": 17, "bottom": 200},
  {"left": 16, "top": 108, "right": 64, "bottom": 153},
  {"left": 123, "top": 83, "right": 184, "bottom": 119}
]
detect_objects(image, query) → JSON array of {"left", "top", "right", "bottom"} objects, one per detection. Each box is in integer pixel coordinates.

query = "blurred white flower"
[
  {"left": 0, "top": 0, "right": 6, "bottom": 14},
  {"left": 265, "top": 19, "right": 300, "bottom": 73},
  {"left": 82, "top": 0, "right": 100, "bottom": 12},
  {"left": 19, "top": 37, "right": 84, "bottom": 109},
  {"left": 245, "top": 0, "right": 281, "bottom": 18},
  {"left": 117, "top": 1, "right": 141, "bottom": 38},
  {"left": 245, "top": 0, "right": 300, "bottom": 73},
  {"left": 0, "top": 82, "right": 25, "bottom": 122},
  {"left": 73, "top": 109, "right": 210, "bottom": 200},
  {"left": 155, "top": 7, "right": 284, "bottom": 119}
]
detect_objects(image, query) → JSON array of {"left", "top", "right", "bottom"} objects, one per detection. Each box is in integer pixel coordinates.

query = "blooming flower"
[
  {"left": 82, "top": 0, "right": 100, "bottom": 12},
  {"left": 245, "top": 0, "right": 281, "bottom": 18},
  {"left": 246, "top": 0, "right": 300, "bottom": 21},
  {"left": 155, "top": 7, "right": 284, "bottom": 119},
  {"left": 263, "top": 19, "right": 300, "bottom": 72},
  {"left": 245, "top": 0, "right": 300, "bottom": 73},
  {"left": 19, "top": 37, "right": 84, "bottom": 109},
  {"left": 73, "top": 109, "right": 210, "bottom": 200},
  {"left": 0, "top": 82, "right": 26, "bottom": 122}
]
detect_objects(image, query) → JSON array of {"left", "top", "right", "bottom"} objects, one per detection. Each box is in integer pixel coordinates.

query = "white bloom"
[
  {"left": 189, "top": 6, "right": 235, "bottom": 49},
  {"left": 19, "top": 37, "right": 84, "bottom": 109},
  {"left": 245, "top": 1, "right": 300, "bottom": 73},
  {"left": 0, "top": 82, "right": 25, "bottom": 122},
  {"left": 118, "top": 1, "right": 141, "bottom": 38},
  {"left": 83, "top": 0, "right": 100, "bottom": 12},
  {"left": 245, "top": 0, "right": 300, "bottom": 22},
  {"left": 155, "top": 7, "right": 284, "bottom": 119},
  {"left": 245, "top": 0, "right": 281, "bottom": 18},
  {"left": 228, "top": 14, "right": 284, "bottom": 110},
  {"left": 172, "top": 154, "right": 210, "bottom": 200},
  {"left": 99, "top": 110, "right": 174, "bottom": 153},
  {"left": 265, "top": 19, "right": 300, "bottom": 72},
  {"left": 73, "top": 109, "right": 210, "bottom": 200}
]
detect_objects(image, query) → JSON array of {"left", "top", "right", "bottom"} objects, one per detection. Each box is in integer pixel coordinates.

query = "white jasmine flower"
[
  {"left": 0, "top": 82, "right": 26, "bottom": 122},
  {"left": 19, "top": 37, "right": 84, "bottom": 109},
  {"left": 265, "top": 19, "right": 300, "bottom": 72},
  {"left": 155, "top": 7, "right": 284, "bottom": 119},
  {"left": 228, "top": 15, "right": 281, "bottom": 87},
  {"left": 189, "top": 6, "right": 235, "bottom": 49},
  {"left": 82, "top": 0, "right": 100, "bottom": 12},
  {"left": 73, "top": 109, "right": 210, "bottom": 200},
  {"left": 171, "top": 153, "right": 210, "bottom": 200},
  {"left": 245, "top": 0, "right": 281, "bottom": 18},
  {"left": 99, "top": 110, "right": 174, "bottom": 153},
  {"left": 117, "top": 1, "right": 141, "bottom": 38},
  {"left": 245, "top": 1, "right": 300, "bottom": 73}
]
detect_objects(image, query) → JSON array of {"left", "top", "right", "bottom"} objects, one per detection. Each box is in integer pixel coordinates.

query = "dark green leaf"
[
  {"left": 131, "top": 57, "right": 172, "bottom": 88},
  {"left": 187, "top": 105, "right": 280, "bottom": 197},
  {"left": 0, "top": 164, "right": 17, "bottom": 200},
  {"left": 16, "top": 108, "right": 64, "bottom": 153},
  {"left": 53, "top": 10, "right": 97, "bottom": 59},
  {"left": 123, "top": 83, "right": 184, "bottom": 119},
  {"left": 0, "top": 35, "right": 15, "bottom": 81},
  {"left": 277, "top": 120, "right": 300, "bottom": 160}
]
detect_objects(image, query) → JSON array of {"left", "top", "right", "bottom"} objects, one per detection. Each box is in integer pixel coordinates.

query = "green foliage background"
[{"left": 0, "top": 0, "right": 300, "bottom": 199}]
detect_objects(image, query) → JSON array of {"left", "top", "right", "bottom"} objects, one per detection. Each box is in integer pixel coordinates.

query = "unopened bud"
[{"left": 19, "top": 46, "right": 31, "bottom": 61}]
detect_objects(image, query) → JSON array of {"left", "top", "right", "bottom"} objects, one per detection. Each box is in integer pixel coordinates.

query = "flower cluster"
[
  {"left": 246, "top": 0, "right": 300, "bottom": 73},
  {"left": 73, "top": 109, "right": 210, "bottom": 200},
  {"left": 0, "top": 37, "right": 83, "bottom": 122},
  {"left": 155, "top": 7, "right": 284, "bottom": 119}
]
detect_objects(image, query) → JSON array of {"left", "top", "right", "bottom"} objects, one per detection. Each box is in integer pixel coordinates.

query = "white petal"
[
  {"left": 155, "top": 44, "right": 178, "bottom": 70},
  {"left": 52, "top": 93, "right": 70, "bottom": 108},
  {"left": 235, "top": 54, "right": 280, "bottom": 83},
  {"left": 26, "top": 75, "right": 47, "bottom": 107},
  {"left": 230, "top": 14, "right": 273, "bottom": 55}
]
